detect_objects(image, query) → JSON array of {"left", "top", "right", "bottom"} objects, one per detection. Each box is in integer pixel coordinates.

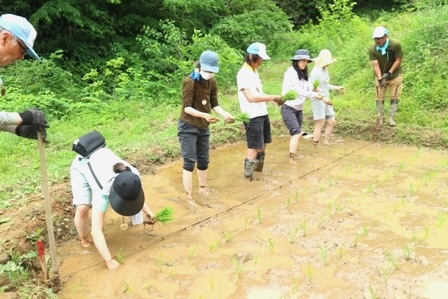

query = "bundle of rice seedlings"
[
  {"left": 234, "top": 112, "right": 250, "bottom": 122},
  {"left": 283, "top": 90, "right": 298, "bottom": 101},
  {"left": 154, "top": 207, "right": 174, "bottom": 223},
  {"left": 313, "top": 80, "right": 320, "bottom": 89}
]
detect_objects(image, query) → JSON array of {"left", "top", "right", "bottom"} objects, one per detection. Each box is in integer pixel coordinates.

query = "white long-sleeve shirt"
[{"left": 282, "top": 66, "right": 319, "bottom": 111}]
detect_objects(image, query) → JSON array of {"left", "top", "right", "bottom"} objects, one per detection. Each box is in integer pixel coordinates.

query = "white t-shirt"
[{"left": 237, "top": 63, "right": 268, "bottom": 118}]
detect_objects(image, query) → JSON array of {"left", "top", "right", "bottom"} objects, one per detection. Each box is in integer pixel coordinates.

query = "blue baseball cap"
[
  {"left": 199, "top": 50, "right": 219, "bottom": 73},
  {"left": 0, "top": 14, "right": 39, "bottom": 60},
  {"left": 247, "top": 42, "right": 271, "bottom": 60}
]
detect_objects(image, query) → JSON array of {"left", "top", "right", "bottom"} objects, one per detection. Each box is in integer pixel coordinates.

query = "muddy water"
[{"left": 57, "top": 136, "right": 448, "bottom": 299}]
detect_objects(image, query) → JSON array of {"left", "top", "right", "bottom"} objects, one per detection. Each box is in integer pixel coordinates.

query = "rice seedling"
[
  {"left": 423, "top": 227, "right": 429, "bottom": 240},
  {"left": 312, "top": 80, "right": 319, "bottom": 89},
  {"left": 289, "top": 226, "right": 300, "bottom": 244},
  {"left": 257, "top": 207, "right": 262, "bottom": 224},
  {"left": 353, "top": 234, "right": 360, "bottom": 248},
  {"left": 121, "top": 282, "right": 131, "bottom": 294},
  {"left": 234, "top": 112, "right": 250, "bottom": 122},
  {"left": 187, "top": 245, "right": 198, "bottom": 261},
  {"left": 319, "top": 246, "right": 329, "bottom": 266},
  {"left": 156, "top": 253, "right": 163, "bottom": 272},
  {"left": 209, "top": 278, "right": 215, "bottom": 290},
  {"left": 305, "top": 264, "right": 314, "bottom": 282},
  {"left": 154, "top": 207, "right": 174, "bottom": 224},
  {"left": 291, "top": 283, "right": 300, "bottom": 295},
  {"left": 369, "top": 286, "right": 380, "bottom": 299},
  {"left": 361, "top": 225, "right": 369, "bottom": 237},
  {"left": 385, "top": 251, "right": 399, "bottom": 270},
  {"left": 223, "top": 229, "right": 234, "bottom": 243},
  {"left": 327, "top": 202, "right": 335, "bottom": 217},
  {"left": 286, "top": 197, "right": 291, "bottom": 209},
  {"left": 378, "top": 265, "right": 392, "bottom": 286},
  {"left": 294, "top": 191, "right": 299, "bottom": 203},
  {"left": 209, "top": 240, "right": 219, "bottom": 253},
  {"left": 412, "top": 233, "right": 419, "bottom": 246},
  {"left": 268, "top": 238, "right": 275, "bottom": 254},
  {"left": 437, "top": 212, "right": 448, "bottom": 228},
  {"left": 283, "top": 90, "right": 298, "bottom": 101},
  {"left": 402, "top": 243, "right": 413, "bottom": 261},
  {"left": 232, "top": 256, "right": 244, "bottom": 278},
  {"left": 115, "top": 246, "right": 125, "bottom": 263},
  {"left": 336, "top": 244, "right": 344, "bottom": 259},
  {"left": 299, "top": 219, "right": 309, "bottom": 237},
  {"left": 344, "top": 165, "right": 354, "bottom": 176},
  {"left": 244, "top": 217, "right": 249, "bottom": 230}
]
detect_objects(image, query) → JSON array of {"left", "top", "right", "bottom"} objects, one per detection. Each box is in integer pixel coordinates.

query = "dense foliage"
[{"left": 0, "top": 1, "right": 448, "bottom": 295}]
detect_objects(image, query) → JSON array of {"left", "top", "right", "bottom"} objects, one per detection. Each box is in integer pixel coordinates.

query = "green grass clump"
[
  {"left": 234, "top": 112, "right": 250, "bottom": 122},
  {"left": 154, "top": 207, "right": 174, "bottom": 223},
  {"left": 282, "top": 90, "right": 298, "bottom": 101}
]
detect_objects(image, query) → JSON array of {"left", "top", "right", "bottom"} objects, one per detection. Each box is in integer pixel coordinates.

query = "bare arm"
[
  {"left": 184, "top": 107, "right": 218, "bottom": 123},
  {"left": 389, "top": 57, "right": 402, "bottom": 75},
  {"left": 371, "top": 60, "right": 382, "bottom": 80},
  {"left": 241, "top": 89, "right": 282, "bottom": 104},
  {"left": 212, "top": 106, "right": 234, "bottom": 122}
]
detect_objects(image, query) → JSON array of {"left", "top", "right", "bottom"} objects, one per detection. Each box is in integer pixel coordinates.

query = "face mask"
[{"left": 200, "top": 70, "right": 215, "bottom": 80}]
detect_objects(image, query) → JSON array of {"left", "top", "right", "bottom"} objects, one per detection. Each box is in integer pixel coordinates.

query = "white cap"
[
  {"left": 247, "top": 42, "right": 271, "bottom": 60},
  {"left": 372, "top": 26, "right": 388, "bottom": 39},
  {"left": 0, "top": 14, "right": 39, "bottom": 60}
]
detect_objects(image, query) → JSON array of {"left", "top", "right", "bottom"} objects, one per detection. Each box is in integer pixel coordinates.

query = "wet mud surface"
[{"left": 56, "top": 137, "right": 448, "bottom": 298}]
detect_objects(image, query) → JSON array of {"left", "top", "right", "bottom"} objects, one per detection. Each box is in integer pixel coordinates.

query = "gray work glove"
[
  {"left": 16, "top": 125, "right": 48, "bottom": 142},
  {"left": 19, "top": 108, "right": 50, "bottom": 128},
  {"left": 382, "top": 72, "right": 392, "bottom": 80},
  {"left": 378, "top": 78, "right": 386, "bottom": 88}
]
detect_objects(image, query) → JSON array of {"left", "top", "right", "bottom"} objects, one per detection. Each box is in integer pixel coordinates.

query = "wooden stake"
[{"left": 37, "top": 132, "right": 60, "bottom": 286}]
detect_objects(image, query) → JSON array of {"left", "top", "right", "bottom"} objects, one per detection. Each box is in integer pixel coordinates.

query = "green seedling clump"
[
  {"left": 313, "top": 80, "right": 319, "bottom": 89},
  {"left": 235, "top": 112, "right": 250, "bottom": 122},
  {"left": 154, "top": 207, "right": 174, "bottom": 223},
  {"left": 283, "top": 90, "right": 298, "bottom": 101}
]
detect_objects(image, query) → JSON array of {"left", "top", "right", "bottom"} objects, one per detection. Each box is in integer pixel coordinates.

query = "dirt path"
[{"left": 56, "top": 136, "right": 448, "bottom": 298}]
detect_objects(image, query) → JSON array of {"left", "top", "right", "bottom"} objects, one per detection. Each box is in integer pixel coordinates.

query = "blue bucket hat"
[
  {"left": 291, "top": 49, "right": 313, "bottom": 62},
  {"left": 199, "top": 50, "right": 219, "bottom": 73},
  {"left": 0, "top": 14, "right": 39, "bottom": 60}
]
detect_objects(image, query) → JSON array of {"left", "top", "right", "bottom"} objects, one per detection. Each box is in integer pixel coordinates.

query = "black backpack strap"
[{"left": 87, "top": 161, "right": 103, "bottom": 190}]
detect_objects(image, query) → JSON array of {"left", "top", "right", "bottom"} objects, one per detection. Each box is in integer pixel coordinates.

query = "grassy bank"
[{"left": 1, "top": 5, "right": 447, "bottom": 208}]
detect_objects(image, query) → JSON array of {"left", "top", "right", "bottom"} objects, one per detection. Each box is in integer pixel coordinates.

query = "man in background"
[
  {"left": 0, "top": 13, "right": 48, "bottom": 139},
  {"left": 369, "top": 26, "right": 403, "bottom": 127}
]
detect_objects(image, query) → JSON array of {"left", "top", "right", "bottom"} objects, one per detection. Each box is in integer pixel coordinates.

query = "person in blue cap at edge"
[
  {"left": 369, "top": 26, "right": 403, "bottom": 127},
  {"left": 178, "top": 50, "right": 235, "bottom": 206},
  {"left": 0, "top": 13, "right": 49, "bottom": 140},
  {"left": 237, "top": 42, "right": 284, "bottom": 181}
]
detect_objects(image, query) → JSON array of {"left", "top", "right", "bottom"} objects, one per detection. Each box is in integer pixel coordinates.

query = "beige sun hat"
[{"left": 315, "top": 49, "right": 337, "bottom": 68}]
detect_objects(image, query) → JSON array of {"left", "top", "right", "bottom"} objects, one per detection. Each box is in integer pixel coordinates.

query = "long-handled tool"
[{"left": 37, "top": 131, "right": 61, "bottom": 290}]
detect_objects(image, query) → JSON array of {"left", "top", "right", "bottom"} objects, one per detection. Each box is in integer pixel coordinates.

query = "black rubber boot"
[
  {"left": 244, "top": 158, "right": 256, "bottom": 181},
  {"left": 254, "top": 152, "right": 265, "bottom": 172}
]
